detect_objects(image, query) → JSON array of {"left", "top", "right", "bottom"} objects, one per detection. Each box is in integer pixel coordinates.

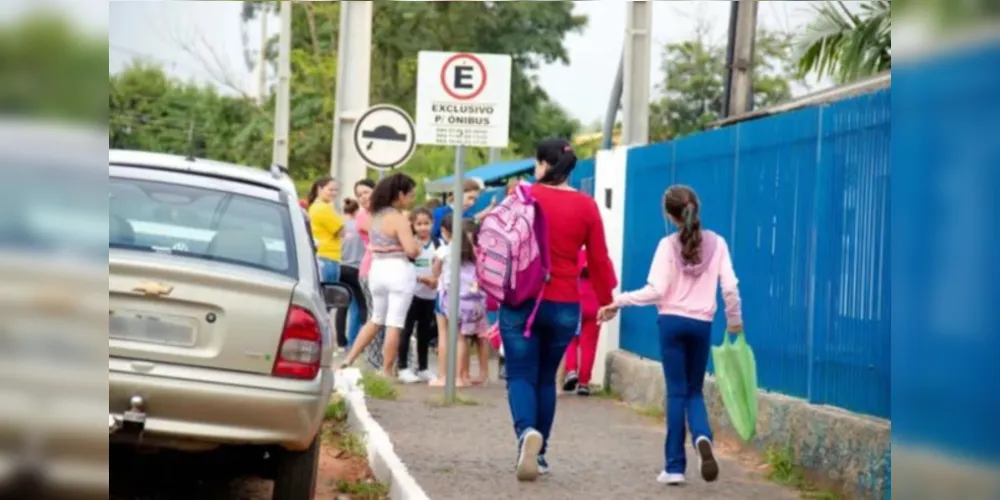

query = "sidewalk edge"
[{"left": 335, "top": 368, "right": 431, "bottom": 500}]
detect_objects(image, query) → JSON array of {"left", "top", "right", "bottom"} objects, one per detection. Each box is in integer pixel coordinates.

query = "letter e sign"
[{"left": 441, "top": 53, "right": 487, "bottom": 101}]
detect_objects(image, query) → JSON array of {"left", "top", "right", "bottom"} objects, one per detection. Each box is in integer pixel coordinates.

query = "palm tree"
[{"left": 796, "top": 1, "right": 891, "bottom": 84}]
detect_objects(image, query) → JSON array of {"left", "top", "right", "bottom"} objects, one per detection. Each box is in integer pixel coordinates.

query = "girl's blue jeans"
[
  {"left": 658, "top": 314, "right": 714, "bottom": 474},
  {"left": 499, "top": 300, "right": 580, "bottom": 456}
]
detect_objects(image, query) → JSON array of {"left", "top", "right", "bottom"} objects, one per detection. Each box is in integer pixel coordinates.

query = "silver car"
[{"left": 108, "top": 150, "right": 348, "bottom": 498}]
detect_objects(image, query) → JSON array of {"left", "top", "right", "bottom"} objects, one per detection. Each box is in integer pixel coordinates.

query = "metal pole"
[
  {"left": 621, "top": 0, "right": 652, "bottom": 146},
  {"left": 721, "top": 0, "right": 739, "bottom": 119},
  {"left": 257, "top": 11, "right": 268, "bottom": 106},
  {"left": 330, "top": 1, "right": 373, "bottom": 207},
  {"left": 601, "top": 49, "right": 624, "bottom": 150},
  {"left": 727, "top": 0, "right": 759, "bottom": 117},
  {"left": 488, "top": 148, "right": 500, "bottom": 164},
  {"left": 444, "top": 145, "right": 465, "bottom": 403},
  {"left": 271, "top": 0, "right": 291, "bottom": 168}
]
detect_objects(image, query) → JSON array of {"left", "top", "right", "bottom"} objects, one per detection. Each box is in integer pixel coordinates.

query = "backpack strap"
[{"left": 522, "top": 197, "right": 551, "bottom": 338}]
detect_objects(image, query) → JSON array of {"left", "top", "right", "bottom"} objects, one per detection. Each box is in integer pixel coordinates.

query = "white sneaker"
[
  {"left": 695, "top": 436, "right": 720, "bottom": 482},
  {"left": 416, "top": 369, "right": 435, "bottom": 382},
  {"left": 398, "top": 369, "right": 421, "bottom": 384},
  {"left": 657, "top": 471, "right": 685, "bottom": 485},
  {"left": 515, "top": 429, "right": 543, "bottom": 482}
]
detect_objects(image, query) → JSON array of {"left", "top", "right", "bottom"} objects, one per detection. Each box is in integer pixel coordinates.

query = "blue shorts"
[{"left": 435, "top": 296, "right": 444, "bottom": 315}]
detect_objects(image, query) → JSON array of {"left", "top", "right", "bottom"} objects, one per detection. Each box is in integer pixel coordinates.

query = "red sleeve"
[{"left": 583, "top": 197, "right": 618, "bottom": 306}]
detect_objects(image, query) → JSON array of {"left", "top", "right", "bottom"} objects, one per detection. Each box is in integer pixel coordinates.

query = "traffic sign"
[
  {"left": 415, "top": 51, "right": 512, "bottom": 149},
  {"left": 352, "top": 104, "right": 416, "bottom": 170}
]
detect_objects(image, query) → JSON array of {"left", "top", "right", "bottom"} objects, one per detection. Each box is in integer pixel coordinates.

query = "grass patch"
[
  {"left": 636, "top": 404, "right": 665, "bottom": 420},
  {"left": 335, "top": 478, "right": 389, "bottom": 499},
  {"left": 593, "top": 385, "right": 622, "bottom": 400},
  {"left": 325, "top": 397, "right": 348, "bottom": 421},
  {"left": 765, "top": 445, "right": 842, "bottom": 499},
  {"left": 425, "top": 393, "right": 480, "bottom": 407},
  {"left": 339, "top": 432, "right": 367, "bottom": 459},
  {"left": 361, "top": 370, "right": 398, "bottom": 401}
]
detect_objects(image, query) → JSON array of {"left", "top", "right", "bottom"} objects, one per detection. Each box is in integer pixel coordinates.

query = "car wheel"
[{"left": 272, "top": 436, "right": 320, "bottom": 500}]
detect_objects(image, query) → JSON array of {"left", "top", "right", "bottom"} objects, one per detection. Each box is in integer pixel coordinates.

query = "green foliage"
[
  {"left": 796, "top": 1, "right": 891, "bottom": 84},
  {"left": 108, "top": 63, "right": 272, "bottom": 168},
  {"left": 0, "top": 13, "right": 106, "bottom": 123},
  {"left": 649, "top": 24, "right": 802, "bottom": 142},
  {"left": 110, "top": 2, "right": 584, "bottom": 189}
]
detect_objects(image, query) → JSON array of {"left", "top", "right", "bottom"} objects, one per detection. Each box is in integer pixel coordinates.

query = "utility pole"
[
  {"left": 330, "top": 1, "right": 373, "bottom": 207},
  {"left": 725, "top": 0, "right": 759, "bottom": 117},
  {"left": 620, "top": 0, "right": 652, "bottom": 146},
  {"left": 272, "top": 0, "right": 292, "bottom": 168},
  {"left": 257, "top": 11, "right": 268, "bottom": 105}
]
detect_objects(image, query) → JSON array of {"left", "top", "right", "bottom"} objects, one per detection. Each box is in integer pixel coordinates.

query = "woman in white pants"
[{"left": 341, "top": 173, "right": 420, "bottom": 378}]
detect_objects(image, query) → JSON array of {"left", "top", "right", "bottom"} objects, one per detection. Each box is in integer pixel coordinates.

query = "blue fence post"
[{"left": 805, "top": 105, "right": 829, "bottom": 405}]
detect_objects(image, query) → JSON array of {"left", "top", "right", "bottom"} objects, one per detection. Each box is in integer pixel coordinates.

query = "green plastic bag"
[{"left": 711, "top": 332, "right": 758, "bottom": 442}]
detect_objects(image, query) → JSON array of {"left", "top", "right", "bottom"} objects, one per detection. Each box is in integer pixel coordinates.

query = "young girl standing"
[
  {"left": 428, "top": 218, "right": 489, "bottom": 386},
  {"left": 599, "top": 185, "right": 743, "bottom": 486},
  {"left": 397, "top": 208, "right": 438, "bottom": 383},
  {"left": 562, "top": 249, "right": 601, "bottom": 396}
]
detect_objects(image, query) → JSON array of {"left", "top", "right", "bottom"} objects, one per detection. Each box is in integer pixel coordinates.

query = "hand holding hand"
[{"left": 597, "top": 305, "right": 619, "bottom": 323}]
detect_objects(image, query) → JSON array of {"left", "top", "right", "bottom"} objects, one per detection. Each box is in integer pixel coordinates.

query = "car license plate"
[{"left": 109, "top": 311, "right": 196, "bottom": 347}]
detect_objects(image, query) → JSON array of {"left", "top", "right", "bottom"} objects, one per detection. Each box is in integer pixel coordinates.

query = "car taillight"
[{"left": 272, "top": 305, "right": 322, "bottom": 379}]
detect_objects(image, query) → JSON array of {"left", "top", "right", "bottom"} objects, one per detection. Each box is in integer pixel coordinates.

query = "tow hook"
[{"left": 110, "top": 394, "right": 147, "bottom": 435}]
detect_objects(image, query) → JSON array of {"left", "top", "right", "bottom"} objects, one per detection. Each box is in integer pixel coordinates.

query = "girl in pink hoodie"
[{"left": 599, "top": 185, "right": 743, "bottom": 487}]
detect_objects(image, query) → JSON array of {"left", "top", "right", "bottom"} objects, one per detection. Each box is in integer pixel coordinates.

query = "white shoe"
[
  {"left": 398, "top": 369, "right": 421, "bottom": 384},
  {"left": 416, "top": 369, "right": 435, "bottom": 382},
  {"left": 695, "top": 436, "right": 720, "bottom": 482},
  {"left": 657, "top": 471, "right": 685, "bottom": 485},
  {"left": 515, "top": 429, "right": 543, "bottom": 482}
]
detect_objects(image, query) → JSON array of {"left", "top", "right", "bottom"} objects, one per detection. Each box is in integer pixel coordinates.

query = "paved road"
[{"left": 367, "top": 382, "right": 798, "bottom": 500}]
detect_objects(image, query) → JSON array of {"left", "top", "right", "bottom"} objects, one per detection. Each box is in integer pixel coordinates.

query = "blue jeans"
[
  {"left": 658, "top": 314, "right": 714, "bottom": 474},
  {"left": 499, "top": 300, "right": 580, "bottom": 456},
  {"left": 347, "top": 300, "right": 360, "bottom": 348},
  {"left": 318, "top": 257, "right": 341, "bottom": 283}
]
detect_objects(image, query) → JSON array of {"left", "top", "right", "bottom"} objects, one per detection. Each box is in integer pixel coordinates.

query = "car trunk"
[{"left": 109, "top": 251, "right": 296, "bottom": 375}]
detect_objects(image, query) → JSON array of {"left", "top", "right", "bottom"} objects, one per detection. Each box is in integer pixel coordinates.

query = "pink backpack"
[{"left": 476, "top": 180, "right": 550, "bottom": 337}]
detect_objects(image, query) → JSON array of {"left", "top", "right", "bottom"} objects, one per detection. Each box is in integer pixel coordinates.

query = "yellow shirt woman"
[{"left": 307, "top": 178, "right": 344, "bottom": 262}]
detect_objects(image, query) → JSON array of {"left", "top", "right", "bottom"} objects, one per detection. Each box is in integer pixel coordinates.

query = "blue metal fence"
[
  {"left": 619, "top": 89, "right": 890, "bottom": 419},
  {"left": 570, "top": 157, "right": 595, "bottom": 196}
]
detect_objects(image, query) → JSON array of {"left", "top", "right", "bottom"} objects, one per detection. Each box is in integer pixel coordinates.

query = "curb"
[{"left": 334, "top": 369, "right": 431, "bottom": 500}]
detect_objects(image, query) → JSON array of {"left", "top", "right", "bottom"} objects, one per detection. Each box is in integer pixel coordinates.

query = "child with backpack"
[
  {"left": 429, "top": 218, "right": 489, "bottom": 386},
  {"left": 598, "top": 185, "right": 743, "bottom": 486},
  {"left": 397, "top": 207, "right": 438, "bottom": 384}
]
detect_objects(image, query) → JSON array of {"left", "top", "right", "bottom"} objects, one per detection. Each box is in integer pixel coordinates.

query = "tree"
[
  {"left": 0, "top": 13, "right": 106, "bottom": 124},
  {"left": 109, "top": 63, "right": 272, "bottom": 167},
  {"left": 648, "top": 25, "right": 803, "bottom": 142},
  {"left": 239, "top": 1, "right": 584, "bottom": 180},
  {"left": 796, "top": 1, "right": 891, "bottom": 84}
]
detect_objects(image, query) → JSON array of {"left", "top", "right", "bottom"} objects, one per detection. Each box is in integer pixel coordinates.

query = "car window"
[{"left": 109, "top": 176, "right": 297, "bottom": 277}]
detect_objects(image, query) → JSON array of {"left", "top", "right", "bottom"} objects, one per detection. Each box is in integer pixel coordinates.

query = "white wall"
[{"left": 591, "top": 146, "right": 629, "bottom": 387}]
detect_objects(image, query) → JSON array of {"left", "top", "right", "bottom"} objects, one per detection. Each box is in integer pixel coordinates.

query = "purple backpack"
[{"left": 475, "top": 180, "right": 550, "bottom": 337}]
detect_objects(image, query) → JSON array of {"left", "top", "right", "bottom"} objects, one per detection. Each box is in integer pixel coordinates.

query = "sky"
[{"left": 100, "top": 1, "right": 833, "bottom": 124}]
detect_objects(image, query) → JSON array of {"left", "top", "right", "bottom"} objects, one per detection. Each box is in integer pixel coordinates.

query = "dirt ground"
[{"left": 109, "top": 421, "right": 384, "bottom": 499}]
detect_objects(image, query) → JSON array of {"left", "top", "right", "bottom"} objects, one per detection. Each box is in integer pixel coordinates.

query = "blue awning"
[{"left": 424, "top": 157, "right": 534, "bottom": 194}]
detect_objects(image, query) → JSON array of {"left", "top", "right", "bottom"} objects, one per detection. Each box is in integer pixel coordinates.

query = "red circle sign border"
[{"left": 439, "top": 52, "right": 488, "bottom": 101}]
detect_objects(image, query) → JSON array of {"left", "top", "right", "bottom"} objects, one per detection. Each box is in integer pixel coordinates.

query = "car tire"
[{"left": 272, "top": 435, "right": 320, "bottom": 500}]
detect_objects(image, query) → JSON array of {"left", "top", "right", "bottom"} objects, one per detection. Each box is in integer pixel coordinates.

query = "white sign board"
[
  {"left": 352, "top": 104, "right": 416, "bottom": 170},
  {"left": 415, "top": 51, "right": 512, "bottom": 149}
]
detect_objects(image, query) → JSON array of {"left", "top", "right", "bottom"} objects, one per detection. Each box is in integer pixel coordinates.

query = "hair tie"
[{"left": 563, "top": 145, "right": 572, "bottom": 153}]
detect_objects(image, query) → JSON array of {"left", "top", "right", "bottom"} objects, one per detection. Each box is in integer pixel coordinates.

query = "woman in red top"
[{"left": 502, "top": 139, "right": 618, "bottom": 482}]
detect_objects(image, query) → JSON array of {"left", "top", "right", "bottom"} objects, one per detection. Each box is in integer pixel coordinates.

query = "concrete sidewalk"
[{"left": 366, "top": 381, "right": 799, "bottom": 500}]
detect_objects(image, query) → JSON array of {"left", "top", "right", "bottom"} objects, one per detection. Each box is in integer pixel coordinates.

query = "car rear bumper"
[{"left": 109, "top": 361, "right": 333, "bottom": 452}]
